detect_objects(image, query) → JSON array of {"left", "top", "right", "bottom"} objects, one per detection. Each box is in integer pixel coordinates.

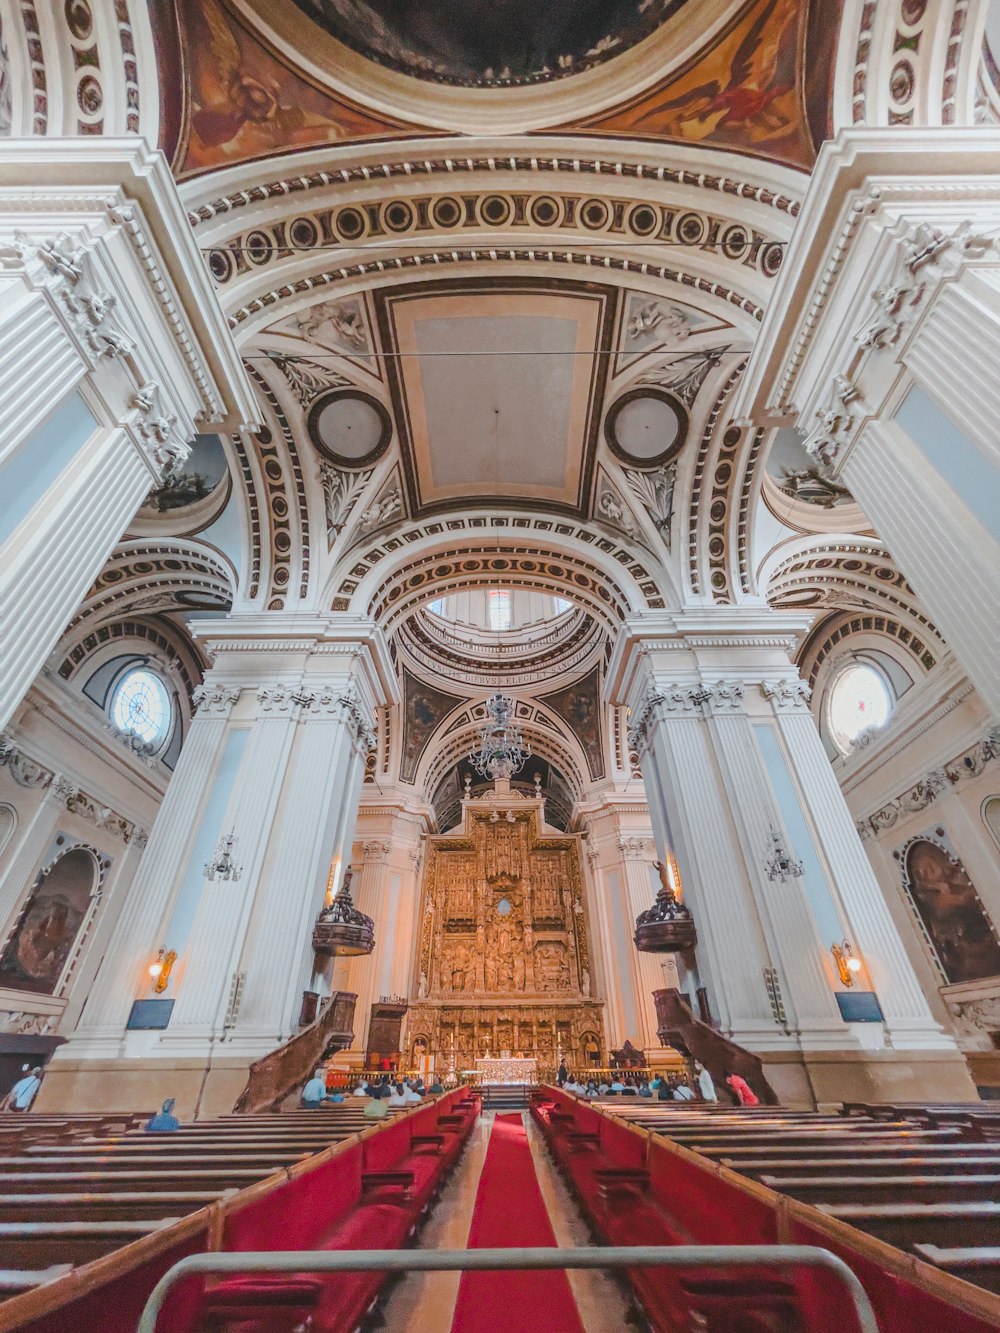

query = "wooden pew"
[
  {"left": 0, "top": 1189, "right": 233, "bottom": 1223},
  {"left": 913, "top": 1244, "right": 1000, "bottom": 1295},
  {"left": 816, "top": 1200, "right": 1000, "bottom": 1250},
  {"left": 759, "top": 1172, "right": 1000, "bottom": 1205},
  {"left": 0, "top": 1219, "right": 179, "bottom": 1267}
]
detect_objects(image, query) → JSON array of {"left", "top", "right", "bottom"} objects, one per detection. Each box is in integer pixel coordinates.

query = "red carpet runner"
[{"left": 450, "top": 1112, "right": 586, "bottom": 1333}]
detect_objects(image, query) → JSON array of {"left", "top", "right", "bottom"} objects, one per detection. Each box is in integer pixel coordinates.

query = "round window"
[
  {"left": 828, "top": 662, "right": 892, "bottom": 754},
  {"left": 110, "top": 668, "right": 172, "bottom": 748}
]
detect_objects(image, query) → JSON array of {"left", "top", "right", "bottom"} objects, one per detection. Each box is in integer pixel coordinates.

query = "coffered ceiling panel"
[{"left": 375, "top": 279, "right": 618, "bottom": 517}]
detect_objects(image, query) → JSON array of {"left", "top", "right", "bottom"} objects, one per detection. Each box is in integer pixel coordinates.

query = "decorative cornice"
[
  {"left": 855, "top": 725, "right": 1000, "bottom": 840},
  {"left": 0, "top": 733, "right": 52, "bottom": 788},
  {"left": 0, "top": 738, "right": 138, "bottom": 844},
  {"left": 187, "top": 154, "right": 800, "bottom": 230}
]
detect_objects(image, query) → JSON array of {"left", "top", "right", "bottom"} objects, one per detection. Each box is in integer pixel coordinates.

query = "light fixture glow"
[{"left": 832, "top": 940, "right": 862, "bottom": 987}]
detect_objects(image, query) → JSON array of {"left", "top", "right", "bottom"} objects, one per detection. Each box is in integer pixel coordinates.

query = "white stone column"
[
  {"left": 761, "top": 677, "right": 952, "bottom": 1049},
  {"left": 68, "top": 686, "right": 238, "bottom": 1048},
  {"left": 163, "top": 694, "right": 301, "bottom": 1046},
  {"left": 904, "top": 266, "right": 1000, "bottom": 470},
  {"left": 230, "top": 700, "right": 372, "bottom": 1049},
  {"left": 343, "top": 838, "right": 394, "bottom": 1054},
  {"left": 609, "top": 610, "right": 968, "bottom": 1087},
  {"left": 840, "top": 419, "right": 1000, "bottom": 717},
  {"left": 0, "top": 140, "right": 255, "bottom": 731},
  {"left": 636, "top": 686, "right": 786, "bottom": 1050},
  {"left": 0, "top": 425, "right": 153, "bottom": 728},
  {"left": 615, "top": 835, "right": 667, "bottom": 1051},
  {"left": 0, "top": 747, "right": 63, "bottom": 938}
]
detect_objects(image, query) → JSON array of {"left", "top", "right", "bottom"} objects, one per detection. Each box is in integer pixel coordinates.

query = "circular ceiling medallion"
[
  {"left": 307, "top": 389, "right": 393, "bottom": 469},
  {"left": 604, "top": 389, "right": 688, "bottom": 469}
]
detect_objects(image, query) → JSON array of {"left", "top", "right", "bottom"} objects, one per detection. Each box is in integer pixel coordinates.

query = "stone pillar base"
[
  {"left": 33, "top": 1056, "right": 256, "bottom": 1121},
  {"left": 761, "top": 1048, "right": 980, "bottom": 1111}
]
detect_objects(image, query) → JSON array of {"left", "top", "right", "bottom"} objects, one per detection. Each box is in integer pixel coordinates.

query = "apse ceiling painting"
[{"left": 290, "top": 0, "right": 690, "bottom": 87}]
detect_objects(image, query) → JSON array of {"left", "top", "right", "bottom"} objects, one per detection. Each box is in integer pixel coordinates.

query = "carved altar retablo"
[{"left": 406, "top": 783, "right": 604, "bottom": 1068}]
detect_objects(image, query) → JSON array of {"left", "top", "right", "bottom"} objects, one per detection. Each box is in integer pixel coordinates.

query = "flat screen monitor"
[
  {"left": 126, "top": 999, "right": 175, "bottom": 1030},
  {"left": 835, "top": 990, "right": 884, "bottom": 1023}
]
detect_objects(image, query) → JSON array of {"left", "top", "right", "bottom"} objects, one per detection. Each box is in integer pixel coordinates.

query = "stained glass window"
[
  {"left": 828, "top": 662, "right": 892, "bottom": 754},
  {"left": 111, "top": 668, "right": 171, "bottom": 747}
]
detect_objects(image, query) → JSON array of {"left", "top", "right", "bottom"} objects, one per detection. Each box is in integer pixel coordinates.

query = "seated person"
[
  {"left": 657, "top": 1077, "right": 674, "bottom": 1101},
  {"left": 2, "top": 1065, "right": 43, "bottom": 1112},
  {"left": 352, "top": 1078, "right": 369, "bottom": 1096},
  {"left": 386, "top": 1082, "right": 409, "bottom": 1107},
  {"left": 402, "top": 1079, "right": 422, "bottom": 1103},
  {"left": 144, "top": 1097, "right": 180, "bottom": 1132},
  {"left": 363, "top": 1094, "right": 389, "bottom": 1119},
  {"left": 638, "top": 1081, "right": 653, "bottom": 1098},
  {"left": 597, "top": 1081, "right": 610, "bottom": 1095},
  {"left": 673, "top": 1079, "right": 696, "bottom": 1101},
  {"left": 302, "top": 1069, "right": 328, "bottom": 1106},
  {"left": 584, "top": 1081, "right": 599, "bottom": 1098},
  {"left": 429, "top": 1078, "right": 444, "bottom": 1094}
]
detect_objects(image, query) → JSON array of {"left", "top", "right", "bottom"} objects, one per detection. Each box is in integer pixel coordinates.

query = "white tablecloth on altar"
[{"left": 475, "top": 1056, "right": 537, "bottom": 1084}]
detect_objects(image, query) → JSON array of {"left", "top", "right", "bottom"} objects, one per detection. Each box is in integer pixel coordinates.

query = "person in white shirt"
[
  {"left": 673, "top": 1080, "right": 696, "bottom": 1101},
  {"left": 695, "top": 1062, "right": 717, "bottom": 1103},
  {"left": 2, "top": 1066, "right": 42, "bottom": 1112},
  {"left": 352, "top": 1079, "right": 369, "bottom": 1096},
  {"left": 609, "top": 1078, "right": 625, "bottom": 1094},
  {"left": 598, "top": 1081, "right": 610, "bottom": 1095},
  {"left": 402, "top": 1081, "right": 422, "bottom": 1103},
  {"left": 386, "top": 1083, "right": 409, "bottom": 1107}
]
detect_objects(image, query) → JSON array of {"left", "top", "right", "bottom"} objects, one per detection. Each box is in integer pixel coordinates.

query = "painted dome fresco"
[{"left": 290, "top": 0, "right": 689, "bottom": 86}]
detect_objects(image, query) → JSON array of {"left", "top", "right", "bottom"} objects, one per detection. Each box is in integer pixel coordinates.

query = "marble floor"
[{"left": 384, "top": 1110, "right": 634, "bottom": 1332}]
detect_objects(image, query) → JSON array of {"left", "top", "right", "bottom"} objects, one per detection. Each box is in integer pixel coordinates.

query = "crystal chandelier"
[
  {"left": 204, "top": 832, "right": 241, "bottom": 882},
  {"left": 764, "top": 828, "right": 804, "bottom": 882},
  {"left": 468, "top": 691, "right": 531, "bottom": 780}
]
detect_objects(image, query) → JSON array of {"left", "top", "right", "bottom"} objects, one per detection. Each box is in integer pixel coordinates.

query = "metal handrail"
[{"left": 135, "top": 1244, "right": 879, "bottom": 1333}]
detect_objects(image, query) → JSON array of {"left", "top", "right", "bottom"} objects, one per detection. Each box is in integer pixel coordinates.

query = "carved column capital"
[
  {"left": 761, "top": 678, "right": 813, "bottom": 711},
  {"left": 362, "top": 838, "right": 393, "bottom": 862},
  {"left": 616, "top": 835, "right": 653, "bottom": 861},
  {"left": 702, "top": 680, "right": 746, "bottom": 713},
  {"left": 192, "top": 683, "right": 243, "bottom": 717}
]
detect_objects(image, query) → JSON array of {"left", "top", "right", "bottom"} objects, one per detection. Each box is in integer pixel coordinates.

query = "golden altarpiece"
[{"left": 406, "top": 783, "right": 604, "bottom": 1072}]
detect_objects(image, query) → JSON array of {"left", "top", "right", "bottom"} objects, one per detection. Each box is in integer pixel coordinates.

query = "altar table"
[{"left": 475, "top": 1056, "right": 537, "bottom": 1084}]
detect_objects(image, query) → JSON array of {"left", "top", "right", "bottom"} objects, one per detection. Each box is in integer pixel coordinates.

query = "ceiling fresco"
[
  {"left": 159, "top": 0, "right": 439, "bottom": 176},
  {"left": 154, "top": 0, "right": 841, "bottom": 176},
  {"left": 567, "top": 0, "right": 840, "bottom": 171},
  {"left": 289, "top": 0, "right": 690, "bottom": 87}
]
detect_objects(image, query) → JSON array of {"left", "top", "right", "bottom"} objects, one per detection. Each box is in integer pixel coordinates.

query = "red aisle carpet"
[{"left": 450, "top": 1112, "right": 587, "bottom": 1333}]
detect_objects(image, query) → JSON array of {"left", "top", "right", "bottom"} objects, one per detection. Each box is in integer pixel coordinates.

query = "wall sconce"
[
  {"left": 831, "top": 941, "right": 862, "bottom": 987},
  {"left": 148, "top": 947, "right": 177, "bottom": 994}
]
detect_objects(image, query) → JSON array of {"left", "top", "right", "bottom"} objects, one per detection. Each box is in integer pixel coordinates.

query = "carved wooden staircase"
[
  {"left": 232, "top": 990, "right": 357, "bottom": 1115},
  {"left": 653, "top": 987, "right": 778, "bottom": 1105}
]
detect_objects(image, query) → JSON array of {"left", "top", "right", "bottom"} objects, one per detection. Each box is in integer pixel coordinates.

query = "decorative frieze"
[
  {"left": 856, "top": 726, "right": 1000, "bottom": 840},
  {"left": 130, "top": 382, "right": 189, "bottom": 474},
  {"left": 0, "top": 1010, "right": 55, "bottom": 1035},
  {"left": 0, "top": 733, "right": 50, "bottom": 788}
]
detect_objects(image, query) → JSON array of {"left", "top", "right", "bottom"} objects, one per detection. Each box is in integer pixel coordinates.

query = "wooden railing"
[
  {"left": 652, "top": 987, "right": 778, "bottom": 1105},
  {"left": 232, "top": 990, "right": 357, "bottom": 1115}
]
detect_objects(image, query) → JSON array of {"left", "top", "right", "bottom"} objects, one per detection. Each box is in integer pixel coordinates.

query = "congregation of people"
[
  {"left": 556, "top": 1061, "right": 758, "bottom": 1106},
  {"left": 301, "top": 1068, "right": 447, "bottom": 1116}
]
